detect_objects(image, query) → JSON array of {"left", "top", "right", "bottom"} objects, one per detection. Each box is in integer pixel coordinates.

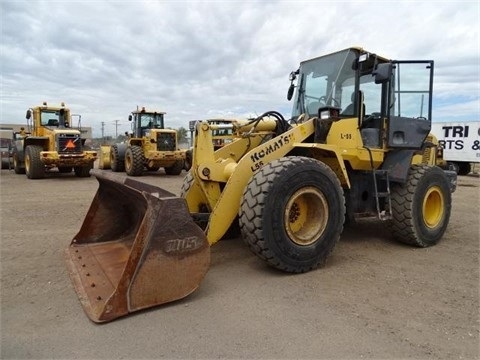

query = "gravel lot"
[{"left": 1, "top": 167, "right": 479, "bottom": 359}]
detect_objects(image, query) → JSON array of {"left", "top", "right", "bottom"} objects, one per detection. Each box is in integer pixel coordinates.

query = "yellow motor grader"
[{"left": 65, "top": 47, "right": 457, "bottom": 322}]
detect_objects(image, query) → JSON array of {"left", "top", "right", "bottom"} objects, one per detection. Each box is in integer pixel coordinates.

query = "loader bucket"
[{"left": 65, "top": 170, "right": 210, "bottom": 323}]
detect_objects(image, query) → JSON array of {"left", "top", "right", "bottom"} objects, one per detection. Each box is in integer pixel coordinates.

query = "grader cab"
[{"left": 66, "top": 47, "right": 456, "bottom": 322}]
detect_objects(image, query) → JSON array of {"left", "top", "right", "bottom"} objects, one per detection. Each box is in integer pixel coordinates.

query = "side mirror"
[
  {"left": 287, "top": 69, "right": 299, "bottom": 101},
  {"left": 26, "top": 110, "right": 31, "bottom": 119},
  {"left": 287, "top": 83, "right": 295, "bottom": 101},
  {"left": 128, "top": 115, "right": 132, "bottom": 121},
  {"left": 373, "top": 63, "right": 393, "bottom": 84}
]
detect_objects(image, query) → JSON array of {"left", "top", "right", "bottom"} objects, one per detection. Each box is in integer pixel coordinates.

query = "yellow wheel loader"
[
  {"left": 99, "top": 107, "right": 185, "bottom": 176},
  {"left": 65, "top": 47, "right": 457, "bottom": 322},
  {"left": 12, "top": 102, "right": 97, "bottom": 179}
]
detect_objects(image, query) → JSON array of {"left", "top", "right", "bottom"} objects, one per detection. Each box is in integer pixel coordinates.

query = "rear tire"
[
  {"left": 457, "top": 162, "right": 471, "bottom": 176},
  {"left": 239, "top": 157, "right": 345, "bottom": 273},
  {"left": 110, "top": 144, "right": 125, "bottom": 172},
  {"left": 165, "top": 160, "right": 184, "bottom": 175},
  {"left": 125, "top": 145, "right": 144, "bottom": 176},
  {"left": 13, "top": 152, "right": 25, "bottom": 174},
  {"left": 25, "top": 145, "right": 45, "bottom": 179},
  {"left": 390, "top": 165, "right": 452, "bottom": 247},
  {"left": 74, "top": 165, "right": 92, "bottom": 177}
]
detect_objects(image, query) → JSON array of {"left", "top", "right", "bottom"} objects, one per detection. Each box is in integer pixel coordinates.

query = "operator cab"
[
  {"left": 129, "top": 108, "right": 166, "bottom": 137},
  {"left": 288, "top": 47, "right": 434, "bottom": 149},
  {"left": 26, "top": 103, "right": 70, "bottom": 129}
]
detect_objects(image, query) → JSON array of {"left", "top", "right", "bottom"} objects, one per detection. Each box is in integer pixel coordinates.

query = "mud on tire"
[
  {"left": 389, "top": 164, "right": 452, "bottom": 247},
  {"left": 239, "top": 156, "right": 345, "bottom": 273}
]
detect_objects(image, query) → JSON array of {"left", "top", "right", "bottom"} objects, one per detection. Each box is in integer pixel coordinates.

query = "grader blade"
[{"left": 65, "top": 170, "right": 210, "bottom": 323}]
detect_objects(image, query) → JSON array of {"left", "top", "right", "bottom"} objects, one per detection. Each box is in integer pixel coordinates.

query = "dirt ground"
[{"left": 0, "top": 166, "right": 479, "bottom": 360}]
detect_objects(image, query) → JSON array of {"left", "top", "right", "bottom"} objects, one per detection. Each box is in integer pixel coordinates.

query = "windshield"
[
  {"left": 292, "top": 49, "right": 357, "bottom": 119},
  {"left": 138, "top": 113, "right": 165, "bottom": 129},
  {"left": 41, "top": 110, "right": 61, "bottom": 127},
  {"left": 291, "top": 49, "right": 387, "bottom": 120}
]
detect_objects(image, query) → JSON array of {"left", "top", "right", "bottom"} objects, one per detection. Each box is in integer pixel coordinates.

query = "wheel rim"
[
  {"left": 25, "top": 153, "right": 30, "bottom": 172},
  {"left": 422, "top": 186, "right": 444, "bottom": 228},
  {"left": 284, "top": 186, "right": 329, "bottom": 246},
  {"left": 125, "top": 150, "right": 132, "bottom": 171}
]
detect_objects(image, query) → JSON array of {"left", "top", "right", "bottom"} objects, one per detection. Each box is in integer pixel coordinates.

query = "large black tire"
[
  {"left": 110, "top": 144, "right": 125, "bottom": 172},
  {"left": 457, "top": 162, "right": 471, "bottom": 176},
  {"left": 165, "top": 160, "right": 184, "bottom": 175},
  {"left": 25, "top": 145, "right": 45, "bottom": 179},
  {"left": 184, "top": 149, "right": 193, "bottom": 171},
  {"left": 125, "top": 145, "right": 145, "bottom": 176},
  {"left": 389, "top": 164, "right": 452, "bottom": 247},
  {"left": 180, "top": 171, "right": 194, "bottom": 198},
  {"left": 13, "top": 152, "right": 25, "bottom": 174},
  {"left": 239, "top": 157, "right": 345, "bottom": 273},
  {"left": 74, "top": 165, "right": 92, "bottom": 177},
  {"left": 1, "top": 156, "right": 8, "bottom": 169}
]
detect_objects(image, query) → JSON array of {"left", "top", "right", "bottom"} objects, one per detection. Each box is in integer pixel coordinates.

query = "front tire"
[
  {"left": 390, "top": 165, "right": 452, "bottom": 247},
  {"left": 25, "top": 145, "right": 45, "bottom": 179},
  {"left": 184, "top": 149, "right": 193, "bottom": 171},
  {"left": 125, "top": 145, "right": 144, "bottom": 176},
  {"left": 239, "top": 157, "right": 345, "bottom": 273}
]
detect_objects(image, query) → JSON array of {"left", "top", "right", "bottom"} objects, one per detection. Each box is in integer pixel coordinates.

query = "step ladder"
[{"left": 372, "top": 169, "right": 392, "bottom": 220}]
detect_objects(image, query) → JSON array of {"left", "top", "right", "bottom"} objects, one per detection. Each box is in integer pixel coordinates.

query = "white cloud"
[{"left": 1, "top": 0, "right": 478, "bottom": 136}]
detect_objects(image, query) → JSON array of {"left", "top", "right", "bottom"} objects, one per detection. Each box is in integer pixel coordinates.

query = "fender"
[{"left": 24, "top": 136, "right": 49, "bottom": 149}]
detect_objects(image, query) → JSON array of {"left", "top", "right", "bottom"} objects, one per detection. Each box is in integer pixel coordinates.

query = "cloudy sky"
[{"left": 1, "top": 0, "right": 479, "bottom": 137}]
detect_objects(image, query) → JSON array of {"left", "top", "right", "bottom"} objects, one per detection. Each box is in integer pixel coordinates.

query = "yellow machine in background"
[
  {"left": 99, "top": 107, "right": 185, "bottom": 176},
  {"left": 65, "top": 47, "right": 456, "bottom": 322},
  {"left": 184, "top": 118, "right": 236, "bottom": 171},
  {"left": 12, "top": 102, "right": 97, "bottom": 179}
]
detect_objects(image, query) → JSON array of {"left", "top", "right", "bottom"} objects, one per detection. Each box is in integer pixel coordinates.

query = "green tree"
[{"left": 176, "top": 126, "right": 188, "bottom": 144}]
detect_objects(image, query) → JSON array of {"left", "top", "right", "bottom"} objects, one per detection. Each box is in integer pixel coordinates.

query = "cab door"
[{"left": 387, "top": 60, "right": 434, "bottom": 149}]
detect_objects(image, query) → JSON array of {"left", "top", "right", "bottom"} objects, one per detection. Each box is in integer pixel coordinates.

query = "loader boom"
[{"left": 186, "top": 116, "right": 318, "bottom": 244}]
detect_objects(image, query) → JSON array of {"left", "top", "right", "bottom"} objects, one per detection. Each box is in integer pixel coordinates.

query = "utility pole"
[
  {"left": 113, "top": 120, "right": 120, "bottom": 139},
  {"left": 101, "top": 122, "right": 105, "bottom": 143}
]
